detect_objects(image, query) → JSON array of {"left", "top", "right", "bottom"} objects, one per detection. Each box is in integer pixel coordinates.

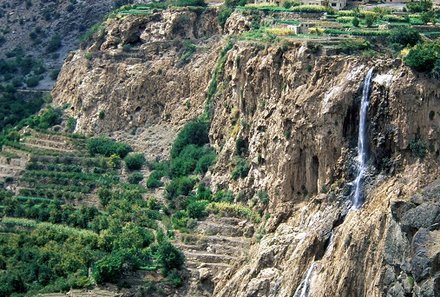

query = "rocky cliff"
[{"left": 52, "top": 7, "right": 440, "bottom": 297}]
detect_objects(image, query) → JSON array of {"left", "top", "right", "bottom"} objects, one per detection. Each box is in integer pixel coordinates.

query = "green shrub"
[
  {"left": 25, "top": 75, "right": 41, "bottom": 87},
  {"left": 67, "top": 117, "right": 77, "bottom": 132},
  {"left": 165, "top": 269, "right": 183, "bottom": 288},
  {"left": 225, "top": 0, "right": 247, "bottom": 7},
  {"left": 389, "top": 27, "right": 420, "bottom": 46},
  {"left": 171, "top": 120, "right": 210, "bottom": 158},
  {"left": 406, "top": 0, "right": 432, "bottom": 12},
  {"left": 170, "top": 145, "right": 202, "bottom": 177},
  {"left": 195, "top": 151, "right": 216, "bottom": 174},
  {"left": 180, "top": 40, "right": 197, "bottom": 65},
  {"left": 46, "top": 34, "right": 62, "bottom": 53},
  {"left": 257, "top": 191, "right": 269, "bottom": 204},
  {"left": 420, "top": 10, "right": 436, "bottom": 24},
  {"left": 404, "top": 41, "right": 440, "bottom": 72},
  {"left": 195, "top": 183, "right": 212, "bottom": 201},
  {"left": 166, "top": 177, "right": 196, "bottom": 200},
  {"left": 156, "top": 241, "right": 185, "bottom": 275},
  {"left": 172, "top": 210, "right": 189, "bottom": 229},
  {"left": 352, "top": 17, "right": 360, "bottom": 27},
  {"left": 218, "top": 6, "right": 233, "bottom": 28},
  {"left": 87, "top": 137, "right": 132, "bottom": 158},
  {"left": 231, "top": 157, "right": 250, "bottom": 180},
  {"left": 187, "top": 199, "right": 209, "bottom": 219},
  {"left": 93, "top": 250, "right": 131, "bottom": 284},
  {"left": 124, "top": 153, "right": 146, "bottom": 170},
  {"left": 283, "top": 0, "right": 300, "bottom": 9},
  {"left": 98, "top": 187, "right": 112, "bottom": 207},
  {"left": 25, "top": 106, "right": 63, "bottom": 129},
  {"left": 235, "top": 136, "right": 248, "bottom": 156},
  {"left": 338, "top": 38, "right": 371, "bottom": 54},
  {"left": 80, "top": 23, "right": 104, "bottom": 44},
  {"left": 213, "top": 190, "right": 234, "bottom": 202},
  {"left": 365, "top": 14, "right": 376, "bottom": 27},
  {"left": 128, "top": 172, "right": 144, "bottom": 184},
  {"left": 147, "top": 171, "right": 164, "bottom": 188},
  {"left": 409, "top": 138, "right": 427, "bottom": 158}
]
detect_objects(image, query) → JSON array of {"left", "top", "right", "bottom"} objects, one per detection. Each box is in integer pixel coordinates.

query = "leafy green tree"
[
  {"left": 146, "top": 171, "right": 164, "bottom": 188},
  {"left": 93, "top": 250, "right": 130, "bottom": 283},
  {"left": 87, "top": 137, "right": 132, "bottom": 158},
  {"left": 187, "top": 199, "right": 208, "bottom": 219},
  {"left": 171, "top": 120, "right": 210, "bottom": 158},
  {"left": 406, "top": 0, "right": 432, "bottom": 12},
  {"left": 166, "top": 177, "right": 196, "bottom": 200},
  {"left": 156, "top": 241, "right": 185, "bottom": 275},
  {"left": 404, "top": 41, "right": 440, "bottom": 72},
  {"left": 46, "top": 34, "right": 62, "bottom": 53},
  {"left": 352, "top": 17, "right": 360, "bottom": 27},
  {"left": 389, "top": 27, "right": 420, "bottom": 46},
  {"left": 124, "top": 153, "right": 145, "bottom": 170},
  {"left": 365, "top": 14, "right": 376, "bottom": 27},
  {"left": 421, "top": 10, "right": 436, "bottom": 24},
  {"left": 128, "top": 172, "right": 144, "bottom": 184}
]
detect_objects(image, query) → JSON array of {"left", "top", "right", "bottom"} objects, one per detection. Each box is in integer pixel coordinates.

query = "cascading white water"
[
  {"left": 352, "top": 67, "right": 374, "bottom": 209},
  {"left": 293, "top": 262, "right": 317, "bottom": 297}
]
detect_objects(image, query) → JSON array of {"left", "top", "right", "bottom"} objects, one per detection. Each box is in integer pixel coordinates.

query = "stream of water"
[
  {"left": 352, "top": 67, "right": 374, "bottom": 209},
  {"left": 293, "top": 262, "right": 317, "bottom": 297}
]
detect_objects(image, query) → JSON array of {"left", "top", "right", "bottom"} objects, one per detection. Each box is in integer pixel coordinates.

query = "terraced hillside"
[
  {"left": 0, "top": 117, "right": 261, "bottom": 296},
  {"left": 175, "top": 215, "right": 254, "bottom": 296}
]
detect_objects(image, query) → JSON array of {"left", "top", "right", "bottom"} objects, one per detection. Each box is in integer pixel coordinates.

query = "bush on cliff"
[
  {"left": 124, "top": 153, "right": 146, "bottom": 170},
  {"left": 171, "top": 120, "right": 210, "bottom": 158},
  {"left": 389, "top": 27, "right": 420, "bottom": 47},
  {"left": 404, "top": 41, "right": 440, "bottom": 73},
  {"left": 87, "top": 137, "right": 132, "bottom": 158}
]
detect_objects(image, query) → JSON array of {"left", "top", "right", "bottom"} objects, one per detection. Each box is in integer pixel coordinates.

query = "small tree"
[
  {"left": 156, "top": 241, "right": 185, "bottom": 275},
  {"left": 365, "top": 15, "right": 376, "bottom": 27},
  {"left": 404, "top": 41, "right": 440, "bottom": 72},
  {"left": 124, "top": 153, "right": 145, "bottom": 170},
  {"left": 389, "top": 27, "right": 420, "bottom": 46},
  {"left": 421, "top": 10, "right": 436, "bottom": 24},
  {"left": 352, "top": 17, "right": 360, "bottom": 27}
]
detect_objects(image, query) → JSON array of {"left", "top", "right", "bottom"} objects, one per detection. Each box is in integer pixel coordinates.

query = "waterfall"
[
  {"left": 352, "top": 67, "right": 374, "bottom": 209},
  {"left": 293, "top": 262, "right": 317, "bottom": 297},
  {"left": 324, "top": 231, "right": 335, "bottom": 258}
]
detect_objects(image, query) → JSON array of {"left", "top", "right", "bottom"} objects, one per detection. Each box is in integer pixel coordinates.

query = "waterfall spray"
[
  {"left": 352, "top": 67, "right": 374, "bottom": 209},
  {"left": 293, "top": 262, "right": 317, "bottom": 297}
]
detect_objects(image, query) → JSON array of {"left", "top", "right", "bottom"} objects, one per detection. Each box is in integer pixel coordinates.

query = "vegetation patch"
[{"left": 87, "top": 137, "right": 132, "bottom": 158}]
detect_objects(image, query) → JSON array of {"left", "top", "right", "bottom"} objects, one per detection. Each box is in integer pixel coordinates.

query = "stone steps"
[
  {"left": 176, "top": 241, "right": 246, "bottom": 255},
  {"left": 177, "top": 233, "right": 251, "bottom": 248},
  {"left": 0, "top": 164, "right": 24, "bottom": 176},
  {"left": 24, "top": 136, "right": 79, "bottom": 150},
  {"left": 186, "top": 260, "right": 233, "bottom": 270},
  {"left": 21, "top": 140, "right": 78, "bottom": 153},
  {"left": 0, "top": 156, "right": 26, "bottom": 168},
  {"left": 195, "top": 220, "right": 251, "bottom": 237},
  {"left": 2, "top": 146, "right": 31, "bottom": 158},
  {"left": 42, "top": 289, "right": 121, "bottom": 297},
  {"left": 28, "top": 129, "right": 85, "bottom": 144},
  {"left": 184, "top": 251, "right": 238, "bottom": 264}
]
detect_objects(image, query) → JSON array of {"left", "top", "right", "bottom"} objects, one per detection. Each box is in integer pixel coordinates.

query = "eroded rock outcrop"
[{"left": 52, "top": 8, "right": 440, "bottom": 297}]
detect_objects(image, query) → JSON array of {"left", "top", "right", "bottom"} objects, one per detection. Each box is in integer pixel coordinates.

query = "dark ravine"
[{"left": 51, "top": 7, "right": 440, "bottom": 297}]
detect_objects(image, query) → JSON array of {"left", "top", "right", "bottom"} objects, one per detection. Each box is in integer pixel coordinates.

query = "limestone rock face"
[{"left": 52, "top": 8, "right": 440, "bottom": 297}]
